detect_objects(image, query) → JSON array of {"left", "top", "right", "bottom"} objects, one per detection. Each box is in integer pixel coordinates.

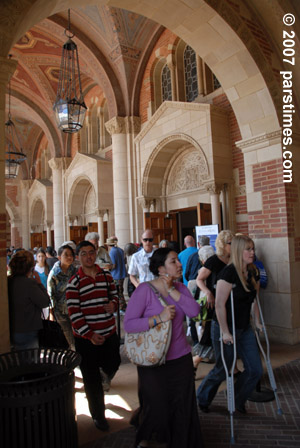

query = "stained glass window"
[
  {"left": 184, "top": 45, "right": 198, "bottom": 102},
  {"left": 161, "top": 64, "right": 172, "bottom": 102}
]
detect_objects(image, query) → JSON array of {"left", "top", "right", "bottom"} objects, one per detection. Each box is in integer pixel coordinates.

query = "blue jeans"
[
  {"left": 197, "top": 320, "right": 262, "bottom": 409},
  {"left": 12, "top": 331, "right": 39, "bottom": 350}
]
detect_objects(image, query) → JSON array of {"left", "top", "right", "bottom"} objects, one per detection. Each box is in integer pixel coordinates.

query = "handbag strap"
[{"left": 147, "top": 282, "right": 170, "bottom": 307}]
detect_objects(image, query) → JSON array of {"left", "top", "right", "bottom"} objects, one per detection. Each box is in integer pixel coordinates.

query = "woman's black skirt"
[{"left": 135, "top": 353, "right": 203, "bottom": 448}]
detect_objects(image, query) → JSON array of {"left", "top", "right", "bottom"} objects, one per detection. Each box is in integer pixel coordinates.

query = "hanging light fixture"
[
  {"left": 53, "top": 9, "right": 87, "bottom": 133},
  {"left": 5, "top": 77, "right": 27, "bottom": 179}
]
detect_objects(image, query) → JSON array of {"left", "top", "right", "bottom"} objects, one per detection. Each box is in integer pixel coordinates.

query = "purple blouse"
[{"left": 124, "top": 281, "right": 200, "bottom": 361}]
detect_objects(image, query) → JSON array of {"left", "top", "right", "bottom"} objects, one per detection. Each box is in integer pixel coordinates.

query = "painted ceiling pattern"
[{"left": 6, "top": 5, "right": 161, "bottom": 178}]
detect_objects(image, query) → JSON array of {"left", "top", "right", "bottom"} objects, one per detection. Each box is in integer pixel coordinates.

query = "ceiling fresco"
[{"left": 6, "top": 5, "right": 163, "bottom": 178}]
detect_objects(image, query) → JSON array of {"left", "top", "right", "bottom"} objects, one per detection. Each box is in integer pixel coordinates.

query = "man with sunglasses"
[{"left": 128, "top": 229, "right": 156, "bottom": 288}]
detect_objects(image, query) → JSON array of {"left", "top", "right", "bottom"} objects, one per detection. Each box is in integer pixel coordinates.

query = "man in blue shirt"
[
  {"left": 178, "top": 235, "right": 198, "bottom": 285},
  {"left": 106, "top": 237, "right": 127, "bottom": 311}
]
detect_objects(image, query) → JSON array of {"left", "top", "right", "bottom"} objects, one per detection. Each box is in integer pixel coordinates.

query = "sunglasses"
[{"left": 143, "top": 238, "right": 154, "bottom": 242}]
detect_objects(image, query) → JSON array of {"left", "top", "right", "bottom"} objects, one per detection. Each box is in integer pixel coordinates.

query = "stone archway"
[
  {"left": 142, "top": 134, "right": 209, "bottom": 200},
  {"left": 30, "top": 197, "right": 45, "bottom": 232},
  {"left": 68, "top": 176, "right": 96, "bottom": 225}
]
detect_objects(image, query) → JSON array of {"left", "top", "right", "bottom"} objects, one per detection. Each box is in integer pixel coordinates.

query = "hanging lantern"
[
  {"left": 5, "top": 78, "right": 27, "bottom": 179},
  {"left": 53, "top": 9, "right": 87, "bottom": 133}
]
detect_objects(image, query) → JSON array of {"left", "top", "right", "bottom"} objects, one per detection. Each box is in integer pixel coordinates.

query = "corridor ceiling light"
[
  {"left": 53, "top": 9, "right": 87, "bottom": 133},
  {"left": 5, "top": 76, "right": 27, "bottom": 179}
]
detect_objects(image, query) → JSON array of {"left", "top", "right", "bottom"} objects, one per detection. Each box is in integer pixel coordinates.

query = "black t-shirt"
[
  {"left": 217, "top": 263, "right": 257, "bottom": 330},
  {"left": 204, "top": 254, "right": 227, "bottom": 295}
]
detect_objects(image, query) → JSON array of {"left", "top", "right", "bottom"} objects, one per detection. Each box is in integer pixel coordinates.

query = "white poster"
[{"left": 195, "top": 225, "right": 219, "bottom": 250}]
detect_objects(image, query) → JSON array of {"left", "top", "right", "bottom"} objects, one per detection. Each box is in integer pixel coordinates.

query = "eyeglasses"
[
  {"left": 143, "top": 238, "right": 154, "bottom": 242},
  {"left": 79, "top": 250, "right": 96, "bottom": 257}
]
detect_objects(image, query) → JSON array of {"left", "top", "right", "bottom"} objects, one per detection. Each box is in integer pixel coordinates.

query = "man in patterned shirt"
[
  {"left": 66, "top": 240, "right": 121, "bottom": 432},
  {"left": 128, "top": 228, "right": 156, "bottom": 287}
]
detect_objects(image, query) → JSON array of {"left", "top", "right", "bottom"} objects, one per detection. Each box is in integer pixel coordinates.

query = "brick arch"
[{"left": 142, "top": 133, "right": 209, "bottom": 198}]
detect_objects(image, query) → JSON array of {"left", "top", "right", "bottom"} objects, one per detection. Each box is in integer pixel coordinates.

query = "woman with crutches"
[{"left": 197, "top": 234, "right": 263, "bottom": 414}]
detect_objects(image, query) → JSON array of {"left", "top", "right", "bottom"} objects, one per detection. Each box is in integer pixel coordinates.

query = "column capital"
[
  {"left": 105, "top": 116, "right": 126, "bottom": 135},
  {"left": 48, "top": 157, "right": 72, "bottom": 171},
  {"left": 95, "top": 209, "right": 106, "bottom": 218},
  {"left": 0, "top": 57, "right": 18, "bottom": 86},
  {"left": 125, "top": 116, "right": 141, "bottom": 134},
  {"left": 204, "top": 181, "right": 224, "bottom": 195},
  {"left": 138, "top": 196, "right": 156, "bottom": 210},
  {"left": 105, "top": 116, "right": 141, "bottom": 135}
]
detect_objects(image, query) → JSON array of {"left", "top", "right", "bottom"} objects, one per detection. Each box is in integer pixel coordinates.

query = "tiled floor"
[{"left": 76, "top": 340, "right": 300, "bottom": 448}]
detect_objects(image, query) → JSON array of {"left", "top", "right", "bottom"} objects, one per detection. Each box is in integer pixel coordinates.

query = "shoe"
[
  {"left": 93, "top": 418, "right": 110, "bottom": 431},
  {"left": 199, "top": 404, "right": 210, "bottom": 413},
  {"left": 236, "top": 405, "right": 247, "bottom": 414}
]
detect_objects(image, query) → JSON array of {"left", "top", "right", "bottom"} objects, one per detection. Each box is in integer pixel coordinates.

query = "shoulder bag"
[
  {"left": 39, "top": 309, "right": 69, "bottom": 350},
  {"left": 124, "top": 282, "right": 172, "bottom": 367}
]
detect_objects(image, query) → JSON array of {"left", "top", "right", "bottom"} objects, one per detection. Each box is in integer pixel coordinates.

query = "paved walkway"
[{"left": 82, "top": 358, "right": 300, "bottom": 448}]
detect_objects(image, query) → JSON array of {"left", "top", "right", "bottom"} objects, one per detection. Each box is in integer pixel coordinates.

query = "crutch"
[
  {"left": 254, "top": 294, "right": 283, "bottom": 415},
  {"left": 220, "top": 288, "right": 237, "bottom": 445}
]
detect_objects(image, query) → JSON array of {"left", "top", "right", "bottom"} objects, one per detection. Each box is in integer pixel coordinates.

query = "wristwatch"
[{"left": 167, "top": 286, "right": 175, "bottom": 294}]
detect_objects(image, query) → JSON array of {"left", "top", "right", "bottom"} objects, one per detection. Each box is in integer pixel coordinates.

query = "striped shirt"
[{"left": 66, "top": 265, "right": 118, "bottom": 340}]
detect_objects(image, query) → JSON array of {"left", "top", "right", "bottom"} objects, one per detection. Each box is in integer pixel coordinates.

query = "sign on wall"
[{"left": 195, "top": 224, "right": 219, "bottom": 250}]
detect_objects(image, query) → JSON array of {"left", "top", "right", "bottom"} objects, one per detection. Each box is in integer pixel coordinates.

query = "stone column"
[
  {"left": 96, "top": 210, "right": 106, "bottom": 246},
  {"left": 0, "top": 56, "right": 18, "bottom": 353},
  {"left": 48, "top": 158, "right": 71, "bottom": 250},
  {"left": 45, "top": 221, "right": 52, "bottom": 246},
  {"left": 20, "top": 179, "right": 32, "bottom": 249},
  {"left": 105, "top": 116, "right": 141, "bottom": 247},
  {"left": 205, "top": 182, "right": 223, "bottom": 229}
]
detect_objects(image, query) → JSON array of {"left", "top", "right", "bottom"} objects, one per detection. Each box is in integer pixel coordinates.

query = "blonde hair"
[
  {"left": 229, "top": 235, "right": 256, "bottom": 291},
  {"left": 215, "top": 230, "right": 235, "bottom": 256}
]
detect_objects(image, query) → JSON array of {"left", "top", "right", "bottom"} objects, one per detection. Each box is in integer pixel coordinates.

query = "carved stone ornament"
[
  {"left": 204, "top": 182, "right": 224, "bottom": 195},
  {"left": 125, "top": 116, "right": 141, "bottom": 134},
  {"left": 105, "top": 116, "right": 126, "bottom": 135},
  {"left": 166, "top": 150, "right": 208, "bottom": 195},
  {"left": 138, "top": 197, "right": 156, "bottom": 210}
]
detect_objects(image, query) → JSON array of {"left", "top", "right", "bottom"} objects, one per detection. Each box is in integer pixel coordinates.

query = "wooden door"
[
  {"left": 144, "top": 212, "right": 178, "bottom": 245},
  {"left": 69, "top": 226, "right": 88, "bottom": 245},
  {"left": 30, "top": 233, "right": 43, "bottom": 248},
  {"left": 42, "top": 231, "right": 47, "bottom": 248},
  {"left": 197, "top": 203, "right": 212, "bottom": 226},
  {"left": 88, "top": 222, "right": 98, "bottom": 233}
]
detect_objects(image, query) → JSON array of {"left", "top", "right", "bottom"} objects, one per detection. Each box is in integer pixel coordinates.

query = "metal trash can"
[{"left": 0, "top": 348, "right": 81, "bottom": 448}]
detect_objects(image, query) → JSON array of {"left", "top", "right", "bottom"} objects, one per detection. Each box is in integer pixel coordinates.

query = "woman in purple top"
[{"left": 124, "top": 247, "right": 203, "bottom": 448}]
